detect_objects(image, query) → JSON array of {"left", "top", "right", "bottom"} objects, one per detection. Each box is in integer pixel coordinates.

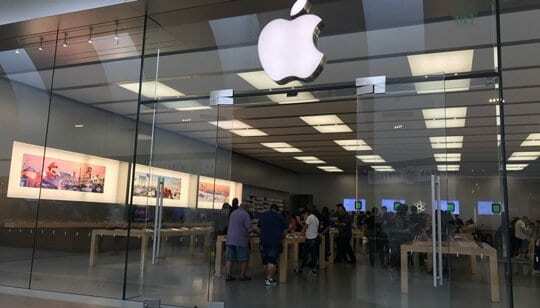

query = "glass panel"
[
  {"left": 356, "top": 76, "right": 451, "bottom": 307},
  {"left": 28, "top": 18, "right": 146, "bottom": 298},
  {"left": 0, "top": 30, "right": 57, "bottom": 289},
  {"left": 124, "top": 17, "right": 220, "bottom": 308},
  {"left": 500, "top": 2, "right": 540, "bottom": 307}
]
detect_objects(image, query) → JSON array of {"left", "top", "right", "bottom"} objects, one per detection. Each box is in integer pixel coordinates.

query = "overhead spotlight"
[
  {"left": 38, "top": 37, "right": 44, "bottom": 51},
  {"left": 88, "top": 26, "right": 94, "bottom": 44},
  {"left": 62, "top": 32, "right": 68, "bottom": 48}
]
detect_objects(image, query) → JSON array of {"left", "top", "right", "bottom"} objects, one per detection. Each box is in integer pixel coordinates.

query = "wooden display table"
[
  {"left": 328, "top": 228, "right": 365, "bottom": 263},
  {"left": 89, "top": 226, "right": 214, "bottom": 267},
  {"left": 215, "top": 233, "right": 326, "bottom": 283},
  {"left": 400, "top": 240, "right": 500, "bottom": 302}
]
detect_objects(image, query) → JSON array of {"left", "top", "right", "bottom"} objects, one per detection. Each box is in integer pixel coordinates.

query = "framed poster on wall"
[
  {"left": 7, "top": 141, "right": 121, "bottom": 204},
  {"left": 132, "top": 164, "right": 192, "bottom": 207},
  {"left": 197, "top": 176, "right": 242, "bottom": 209}
]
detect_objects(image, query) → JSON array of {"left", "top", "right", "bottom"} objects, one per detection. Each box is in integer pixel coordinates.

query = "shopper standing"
[
  {"left": 299, "top": 207, "right": 320, "bottom": 274},
  {"left": 224, "top": 202, "right": 252, "bottom": 281},
  {"left": 259, "top": 204, "right": 287, "bottom": 286}
]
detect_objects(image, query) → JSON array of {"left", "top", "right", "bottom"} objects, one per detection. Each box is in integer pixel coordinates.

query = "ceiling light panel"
[
  {"left": 119, "top": 81, "right": 184, "bottom": 99},
  {"left": 407, "top": 50, "right": 474, "bottom": 76},
  {"left": 162, "top": 100, "right": 211, "bottom": 111},
  {"left": 423, "top": 107, "right": 467, "bottom": 129},
  {"left": 357, "top": 155, "right": 386, "bottom": 163},
  {"left": 430, "top": 136, "right": 464, "bottom": 149},
  {"left": 209, "top": 120, "right": 251, "bottom": 130},
  {"left": 521, "top": 133, "right": 540, "bottom": 146},
  {"left": 318, "top": 166, "right": 344, "bottom": 172},
  {"left": 507, "top": 164, "right": 528, "bottom": 171},
  {"left": 434, "top": 153, "right": 462, "bottom": 162},
  {"left": 230, "top": 129, "right": 268, "bottom": 137},
  {"left": 408, "top": 50, "right": 473, "bottom": 94},
  {"left": 238, "top": 71, "right": 317, "bottom": 104},
  {"left": 313, "top": 124, "right": 353, "bottom": 133},
  {"left": 437, "top": 165, "right": 460, "bottom": 172},
  {"left": 262, "top": 142, "right": 293, "bottom": 148},
  {"left": 300, "top": 115, "right": 344, "bottom": 126}
]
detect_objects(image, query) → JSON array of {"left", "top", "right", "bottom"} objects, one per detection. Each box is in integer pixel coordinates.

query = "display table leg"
[
  {"left": 489, "top": 253, "right": 501, "bottom": 302},
  {"left": 470, "top": 255, "right": 478, "bottom": 275},
  {"left": 401, "top": 248, "right": 409, "bottom": 294},
  {"left": 89, "top": 231, "right": 98, "bottom": 267},
  {"left": 215, "top": 236, "right": 224, "bottom": 277},
  {"left": 329, "top": 234, "right": 335, "bottom": 264},
  {"left": 320, "top": 236, "right": 326, "bottom": 269},
  {"left": 279, "top": 241, "right": 289, "bottom": 283},
  {"left": 292, "top": 242, "right": 300, "bottom": 270}
]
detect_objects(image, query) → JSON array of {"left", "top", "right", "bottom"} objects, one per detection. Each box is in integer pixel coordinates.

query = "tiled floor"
[
  {"left": 1, "top": 245, "right": 539, "bottom": 308},
  {"left": 0, "top": 294, "right": 114, "bottom": 308}
]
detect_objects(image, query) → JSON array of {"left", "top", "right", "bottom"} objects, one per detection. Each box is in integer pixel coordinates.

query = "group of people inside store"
[{"left": 218, "top": 199, "right": 540, "bottom": 287}]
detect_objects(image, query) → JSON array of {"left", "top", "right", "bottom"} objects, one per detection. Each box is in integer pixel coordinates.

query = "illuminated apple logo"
[{"left": 258, "top": 0, "right": 325, "bottom": 85}]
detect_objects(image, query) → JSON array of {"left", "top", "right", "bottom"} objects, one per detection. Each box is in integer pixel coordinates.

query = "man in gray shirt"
[{"left": 225, "top": 203, "right": 252, "bottom": 281}]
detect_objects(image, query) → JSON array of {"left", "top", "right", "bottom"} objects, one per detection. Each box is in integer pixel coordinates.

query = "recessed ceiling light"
[
  {"left": 209, "top": 120, "right": 268, "bottom": 137},
  {"left": 371, "top": 165, "right": 395, "bottom": 172},
  {"left": 231, "top": 129, "right": 268, "bottom": 137},
  {"left": 238, "top": 71, "right": 317, "bottom": 104},
  {"left": 521, "top": 133, "right": 540, "bottom": 147},
  {"left": 508, "top": 152, "right": 540, "bottom": 161},
  {"left": 261, "top": 142, "right": 301, "bottom": 153},
  {"left": 422, "top": 107, "right": 467, "bottom": 129},
  {"left": 74, "top": 124, "right": 84, "bottom": 128},
  {"left": 313, "top": 124, "right": 352, "bottom": 133},
  {"left": 295, "top": 156, "right": 320, "bottom": 161},
  {"left": 274, "top": 147, "right": 302, "bottom": 153},
  {"left": 430, "top": 136, "right": 464, "bottom": 149},
  {"left": 210, "top": 120, "right": 251, "bottom": 130},
  {"left": 507, "top": 164, "right": 528, "bottom": 171},
  {"left": 434, "top": 153, "right": 462, "bottom": 162},
  {"left": 301, "top": 115, "right": 343, "bottom": 126},
  {"left": 300, "top": 115, "right": 352, "bottom": 134},
  {"left": 335, "top": 139, "right": 372, "bottom": 151},
  {"left": 437, "top": 165, "right": 460, "bottom": 172},
  {"left": 318, "top": 166, "right": 344, "bottom": 172},
  {"left": 356, "top": 155, "right": 386, "bottom": 163},
  {"left": 408, "top": 50, "right": 474, "bottom": 94},
  {"left": 262, "top": 142, "right": 293, "bottom": 148},
  {"left": 162, "top": 100, "right": 211, "bottom": 111},
  {"left": 119, "top": 81, "right": 184, "bottom": 99},
  {"left": 295, "top": 156, "right": 326, "bottom": 164}
]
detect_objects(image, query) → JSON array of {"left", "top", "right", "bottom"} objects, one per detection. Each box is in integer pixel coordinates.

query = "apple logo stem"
[{"left": 258, "top": 0, "right": 325, "bottom": 85}]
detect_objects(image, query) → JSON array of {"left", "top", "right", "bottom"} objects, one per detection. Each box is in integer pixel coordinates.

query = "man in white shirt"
[{"left": 299, "top": 207, "right": 320, "bottom": 274}]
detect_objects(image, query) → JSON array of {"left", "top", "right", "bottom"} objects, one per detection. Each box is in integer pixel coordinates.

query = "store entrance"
[{"left": 142, "top": 72, "right": 504, "bottom": 307}]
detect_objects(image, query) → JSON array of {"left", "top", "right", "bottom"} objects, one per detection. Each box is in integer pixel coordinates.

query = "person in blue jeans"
[
  {"left": 225, "top": 202, "right": 253, "bottom": 281},
  {"left": 259, "top": 204, "right": 287, "bottom": 286}
]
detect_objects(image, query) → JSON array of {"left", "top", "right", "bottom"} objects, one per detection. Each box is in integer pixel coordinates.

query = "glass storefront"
[{"left": 0, "top": 1, "right": 539, "bottom": 308}]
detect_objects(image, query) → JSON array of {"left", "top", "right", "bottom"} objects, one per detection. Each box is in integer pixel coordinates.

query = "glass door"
[
  {"left": 355, "top": 74, "right": 508, "bottom": 308},
  {"left": 355, "top": 75, "right": 453, "bottom": 307}
]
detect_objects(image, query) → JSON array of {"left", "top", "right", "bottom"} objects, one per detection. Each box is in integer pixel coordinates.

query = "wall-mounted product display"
[
  {"left": 132, "top": 164, "right": 194, "bottom": 207},
  {"left": 381, "top": 198, "right": 406, "bottom": 212},
  {"left": 7, "top": 141, "right": 121, "bottom": 204},
  {"left": 197, "top": 176, "right": 242, "bottom": 209},
  {"left": 439, "top": 200, "right": 461, "bottom": 215},
  {"left": 477, "top": 200, "right": 502, "bottom": 215},
  {"left": 343, "top": 198, "right": 366, "bottom": 212}
]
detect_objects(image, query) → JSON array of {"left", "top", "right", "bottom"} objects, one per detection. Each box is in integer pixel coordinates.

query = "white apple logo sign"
[{"left": 258, "top": 0, "right": 325, "bottom": 85}]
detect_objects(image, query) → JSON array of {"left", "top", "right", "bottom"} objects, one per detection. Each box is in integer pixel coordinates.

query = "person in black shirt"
[{"left": 335, "top": 204, "right": 356, "bottom": 264}]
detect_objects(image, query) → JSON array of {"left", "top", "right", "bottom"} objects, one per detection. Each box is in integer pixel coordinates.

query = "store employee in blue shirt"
[{"left": 259, "top": 204, "right": 287, "bottom": 286}]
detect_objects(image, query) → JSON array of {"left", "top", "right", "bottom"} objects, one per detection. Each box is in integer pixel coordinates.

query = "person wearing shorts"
[
  {"left": 259, "top": 204, "right": 287, "bottom": 286},
  {"left": 225, "top": 202, "right": 252, "bottom": 281}
]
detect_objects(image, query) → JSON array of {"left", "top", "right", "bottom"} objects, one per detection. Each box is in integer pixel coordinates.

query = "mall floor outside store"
[{"left": 1, "top": 1, "right": 540, "bottom": 308}]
